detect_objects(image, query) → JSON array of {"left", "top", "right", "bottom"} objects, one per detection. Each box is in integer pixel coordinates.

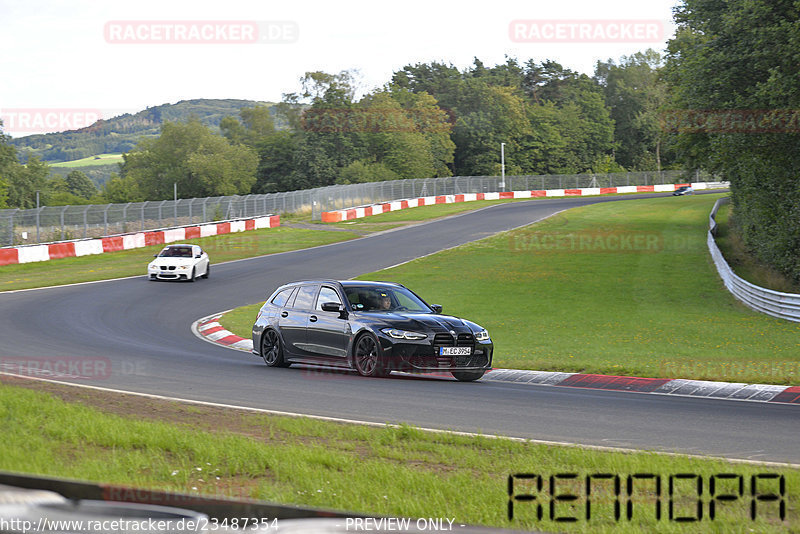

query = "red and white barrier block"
[
  {"left": 0, "top": 215, "right": 279, "bottom": 267},
  {"left": 321, "top": 183, "right": 707, "bottom": 223}
]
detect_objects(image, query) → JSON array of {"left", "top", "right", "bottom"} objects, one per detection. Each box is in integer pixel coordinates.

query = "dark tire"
[
  {"left": 353, "top": 333, "right": 387, "bottom": 377},
  {"left": 451, "top": 370, "right": 485, "bottom": 382},
  {"left": 187, "top": 268, "right": 196, "bottom": 282},
  {"left": 202, "top": 264, "right": 210, "bottom": 279},
  {"left": 260, "top": 329, "right": 288, "bottom": 367}
]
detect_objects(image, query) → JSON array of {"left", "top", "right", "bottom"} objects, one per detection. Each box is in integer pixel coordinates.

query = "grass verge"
[
  {"left": 1, "top": 378, "right": 796, "bottom": 533},
  {"left": 222, "top": 194, "right": 800, "bottom": 385},
  {"left": 0, "top": 227, "right": 356, "bottom": 292}
]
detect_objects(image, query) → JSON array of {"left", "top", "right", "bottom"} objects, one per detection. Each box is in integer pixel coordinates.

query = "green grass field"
[
  {"left": 223, "top": 194, "right": 800, "bottom": 384},
  {"left": 2, "top": 381, "right": 796, "bottom": 533},
  {"left": 49, "top": 153, "right": 124, "bottom": 168},
  {"left": 0, "top": 227, "right": 356, "bottom": 291}
]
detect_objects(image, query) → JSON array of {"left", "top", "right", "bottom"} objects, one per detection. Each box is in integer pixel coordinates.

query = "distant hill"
[{"left": 10, "top": 98, "right": 276, "bottom": 163}]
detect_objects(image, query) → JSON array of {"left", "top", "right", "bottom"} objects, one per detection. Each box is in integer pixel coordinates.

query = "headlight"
[
  {"left": 381, "top": 328, "right": 427, "bottom": 340},
  {"left": 474, "top": 329, "right": 490, "bottom": 341},
  {"left": 178, "top": 265, "right": 189, "bottom": 269}
]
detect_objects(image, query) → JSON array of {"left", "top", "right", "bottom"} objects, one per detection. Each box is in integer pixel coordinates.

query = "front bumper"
[
  {"left": 148, "top": 267, "right": 192, "bottom": 280},
  {"left": 379, "top": 333, "right": 493, "bottom": 372}
]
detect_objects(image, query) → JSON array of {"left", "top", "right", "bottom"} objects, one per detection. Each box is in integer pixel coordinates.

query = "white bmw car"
[{"left": 147, "top": 244, "right": 210, "bottom": 282}]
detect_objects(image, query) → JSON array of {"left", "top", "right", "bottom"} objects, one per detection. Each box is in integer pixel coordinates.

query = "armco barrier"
[
  {"left": 321, "top": 182, "right": 707, "bottom": 223},
  {"left": 708, "top": 197, "right": 800, "bottom": 322},
  {"left": 0, "top": 215, "right": 279, "bottom": 267}
]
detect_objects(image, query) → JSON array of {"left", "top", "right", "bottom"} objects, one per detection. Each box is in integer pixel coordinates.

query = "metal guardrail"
[{"left": 708, "top": 197, "right": 800, "bottom": 322}]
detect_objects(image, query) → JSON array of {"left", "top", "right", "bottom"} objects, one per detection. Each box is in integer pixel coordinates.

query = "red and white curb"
[
  {"left": 321, "top": 182, "right": 709, "bottom": 223},
  {"left": 193, "top": 311, "right": 800, "bottom": 404},
  {"left": 0, "top": 215, "right": 280, "bottom": 267},
  {"left": 191, "top": 312, "right": 253, "bottom": 352}
]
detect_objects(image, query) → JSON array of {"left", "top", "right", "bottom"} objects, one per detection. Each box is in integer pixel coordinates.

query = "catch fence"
[{"left": 0, "top": 170, "right": 697, "bottom": 246}]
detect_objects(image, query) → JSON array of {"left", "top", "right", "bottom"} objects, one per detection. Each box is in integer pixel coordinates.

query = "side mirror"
[
  {"left": 153, "top": 254, "right": 158, "bottom": 258},
  {"left": 431, "top": 304, "right": 443, "bottom": 314},
  {"left": 195, "top": 254, "right": 202, "bottom": 258},
  {"left": 322, "top": 302, "right": 348, "bottom": 319},
  {"left": 321, "top": 302, "right": 342, "bottom": 312}
]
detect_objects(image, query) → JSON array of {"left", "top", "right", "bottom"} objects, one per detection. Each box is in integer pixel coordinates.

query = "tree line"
[{"left": 1, "top": 52, "right": 670, "bottom": 208}]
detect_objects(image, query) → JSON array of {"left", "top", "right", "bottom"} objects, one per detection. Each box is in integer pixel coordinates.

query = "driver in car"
[{"left": 378, "top": 292, "right": 392, "bottom": 310}]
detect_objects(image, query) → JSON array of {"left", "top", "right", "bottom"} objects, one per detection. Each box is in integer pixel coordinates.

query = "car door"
[
  {"left": 306, "top": 285, "right": 350, "bottom": 359},
  {"left": 192, "top": 245, "right": 208, "bottom": 274},
  {"left": 277, "top": 284, "right": 318, "bottom": 358}
]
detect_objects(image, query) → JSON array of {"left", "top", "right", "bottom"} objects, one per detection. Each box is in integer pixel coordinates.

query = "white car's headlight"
[
  {"left": 178, "top": 265, "right": 190, "bottom": 269},
  {"left": 381, "top": 328, "right": 427, "bottom": 340},
  {"left": 474, "top": 329, "right": 490, "bottom": 341}
]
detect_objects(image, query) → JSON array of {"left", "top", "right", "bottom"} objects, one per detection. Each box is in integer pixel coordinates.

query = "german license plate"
[{"left": 439, "top": 347, "right": 471, "bottom": 356}]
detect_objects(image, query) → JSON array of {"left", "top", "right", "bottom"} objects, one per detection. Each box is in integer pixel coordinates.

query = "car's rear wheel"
[
  {"left": 202, "top": 264, "right": 210, "bottom": 279},
  {"left": 261, "top": 329, "right": 288, "bottom": 367},
  {"left": 353, "top": 333, "right": 387, "bottom": 377},
  {"left": 451, "top": 370, "right": 485, "bottom": 382}
]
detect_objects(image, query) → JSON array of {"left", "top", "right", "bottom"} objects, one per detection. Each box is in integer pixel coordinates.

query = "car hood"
[
  {"left": 150, "top": 257, "right": 195, "bottom": 267},
  {"left": 363, "top": 312, "right": 483, "bottom": 333}
]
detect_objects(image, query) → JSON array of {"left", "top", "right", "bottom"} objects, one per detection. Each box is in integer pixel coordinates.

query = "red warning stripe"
[
  {"left": 217, "top": 334, "right": 245, "bottom": 345},
  {"left": 201, "top": 326, "right": 225, "bottom": 335},
  {"left": 769, "top": 386, "right": 800, "bottom": 404},
  {"left": 559, "top": 373, "right": 671, "bottom": 392}
]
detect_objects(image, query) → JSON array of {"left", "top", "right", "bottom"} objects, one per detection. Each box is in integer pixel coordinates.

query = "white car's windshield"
[
  {"left": 344, "top": 286, "right": 431, "bottom": 313},
  {"left": 158, "top": 247, "right": 193, "bottom": 258}
]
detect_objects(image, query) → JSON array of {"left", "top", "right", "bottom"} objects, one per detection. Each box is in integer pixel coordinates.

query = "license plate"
[{"left": 439, "top": 347, "right": 471, "bottom": 356}]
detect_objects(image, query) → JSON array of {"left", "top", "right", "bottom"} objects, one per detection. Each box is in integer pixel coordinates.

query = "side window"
[
  {"left": 293, "top": 285, "right": 318, "bottom": 310},
  {"left": 316, "top": 287, "right": 342, "bottom": 311},
  {"left": 271, "top": 287, "right": 296, "bottom": 307}
]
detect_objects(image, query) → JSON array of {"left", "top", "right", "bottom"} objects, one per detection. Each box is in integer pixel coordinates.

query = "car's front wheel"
[
  {"left": 451, "top": 370, "right": 485, "bottom": 382},
  {"left": 353, "top": 333, "right": 387, "bottom": 377},
  {"left": 261, "top": 329, "right": 288, "bottom": 367},
  {"left": 202, "top": 264, "right": 210, "bottom": 279}
]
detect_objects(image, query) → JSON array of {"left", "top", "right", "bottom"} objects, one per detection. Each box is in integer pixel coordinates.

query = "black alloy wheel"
[
  {"left": 354, "top": 333, "right": 387, "bottom": 377},
  {"left": 261, "top": 329, "right": 288, "bottom": 367}
]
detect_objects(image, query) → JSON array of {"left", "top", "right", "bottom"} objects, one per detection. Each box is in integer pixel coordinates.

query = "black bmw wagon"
[{"left": 251, "top": 280, "right": 493, "bottom": 381}]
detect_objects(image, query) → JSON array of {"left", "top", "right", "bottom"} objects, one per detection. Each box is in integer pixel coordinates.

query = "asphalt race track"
[{"left": 2, "top": 193, "right": 799, "bottom": 464}]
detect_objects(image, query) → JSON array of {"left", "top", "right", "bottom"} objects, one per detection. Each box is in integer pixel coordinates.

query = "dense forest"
[{"left": 2, "top": 0, "right": 798, "bottom": 282}]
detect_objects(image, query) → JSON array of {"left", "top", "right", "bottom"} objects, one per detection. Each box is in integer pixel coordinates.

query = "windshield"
[
  {"left": 158, "top": 246, "right": 193, "bottom": 258},
  {"left": 344, "top": 286, "right": 432, "bottom": 313}
]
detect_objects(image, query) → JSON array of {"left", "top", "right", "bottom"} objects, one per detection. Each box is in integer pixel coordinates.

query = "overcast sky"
[{"left": 0, "top": 0, "right": 680, "bottom": 136}]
